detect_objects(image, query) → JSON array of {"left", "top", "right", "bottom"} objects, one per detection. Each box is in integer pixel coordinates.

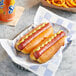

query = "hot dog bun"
[
  {"left": 30, "top": 30, "right": 66, "bottom": 63},
  {"left": 15, "top": 23, "right": 54, "bottom": 54}
]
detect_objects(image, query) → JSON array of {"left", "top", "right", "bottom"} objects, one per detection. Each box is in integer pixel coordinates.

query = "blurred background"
[{"left": 0, "top": 0, "right": 76, "bottom": 76}]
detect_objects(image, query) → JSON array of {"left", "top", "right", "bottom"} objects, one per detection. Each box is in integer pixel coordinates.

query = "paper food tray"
[{"left": 0, "top": 23, "right": 69, "bottom": 75}]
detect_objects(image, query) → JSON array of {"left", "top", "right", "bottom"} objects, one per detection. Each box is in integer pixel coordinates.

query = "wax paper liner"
[{"left": 0, "top": 6, "right": 76, "bottom": 76}]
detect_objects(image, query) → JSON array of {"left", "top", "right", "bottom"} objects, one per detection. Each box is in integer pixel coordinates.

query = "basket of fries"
[{"left": 41, "top": 0, "right": 76, "bottom": 12}]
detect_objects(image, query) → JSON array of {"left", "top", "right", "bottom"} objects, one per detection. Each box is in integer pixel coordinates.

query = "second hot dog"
[{"left": 30, "top": 30, "right": 66, "bottom": 63}]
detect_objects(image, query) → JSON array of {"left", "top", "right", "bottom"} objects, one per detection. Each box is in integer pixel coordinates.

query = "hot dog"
[
  {"left": 15, "top": 23, "right": 54, "bottom": 54},
  {"left": 30, "top": 30, "right": 66, "bottom": 63}
]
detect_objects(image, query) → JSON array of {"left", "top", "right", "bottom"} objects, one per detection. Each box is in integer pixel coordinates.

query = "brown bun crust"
[{"left": 30, "top": 36, "right": 65, "bottom": 63}]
